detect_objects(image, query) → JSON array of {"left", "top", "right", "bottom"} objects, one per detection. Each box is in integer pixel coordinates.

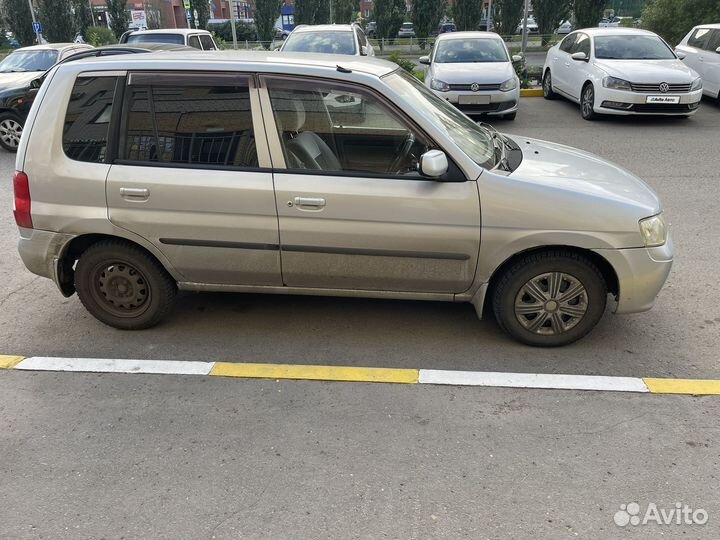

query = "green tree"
[
  {"left": 72, "top": 0, "right": 93, "bottom": 37},
  {"left": 454, "top": 0, "right": 482, "bottom": 31},
  {"left": 642, "top": 0, "right": 720, "bottom": 45},
  {"left": 574, "top": 0, "right": 606, "bottom": 28},
  {"left": 372, "top": 0, "right": 404, "bottom": 48},
  {"left": 3, "top": 0, "right": 36, "bottom": 45},
  {"left": 534, "top": 0, "right": 571, "bottom": 44},
  {"left": 411, "top": 0, "right": 445, "bottom": 45},
  {"left": 195, "top": 0, "right": 211, "bottom": 28},
  {"left": 38, "top": 0, "right": 74, "bottom": 42},
  {"left": 493, "top": 0, "right": 524, "bottom": 35},
  {"left": 106, "top": 0, "right": 128, "bottom": 39},
  {"left": 295, "top": 0, "right": 331, "bottom": 24},
  {"left": 255, "top": 0, "right": 280, "bottom": 44},
  {"left": 334, "top": 0, "right": 358, "bottom": 23}
]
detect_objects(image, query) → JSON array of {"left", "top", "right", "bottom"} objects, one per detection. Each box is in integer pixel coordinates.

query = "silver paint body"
[{"left": 16, "top": 51, "right": 672, "bottom": 318}]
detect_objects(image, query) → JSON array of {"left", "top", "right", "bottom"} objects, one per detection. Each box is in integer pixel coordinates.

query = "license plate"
[
  {"left": 459, "top": 95, "right": 491, "bottom": 105},
  {"left": 645, "top": 95, "right": 680, "bottom": 104}
]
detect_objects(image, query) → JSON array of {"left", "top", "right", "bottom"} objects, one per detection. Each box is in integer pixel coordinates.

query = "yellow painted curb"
[
  {"left": 643, "top": 378, "right": 720, "bottom": 395},
  {"left": 521, "top": 88, "right": 544, "bottom": 97},
  {"left": 0, "top": 355, "right": 24, "bottom": 369},
  {"left": 211, "top": 362, "right": 419, "bottom": 384}
]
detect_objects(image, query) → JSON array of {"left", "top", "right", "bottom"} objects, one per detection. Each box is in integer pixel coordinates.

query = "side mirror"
[
  {"left": 716, "top": 46, "right": 720, "bottom": 54},
  {"left": 419, "top": 149, "right": 448, "bottom": 178},
  {"left": 30, "top": 77, "right": 43, "bottom": 89},
  {"left": 419, "top": 55, "right": 430, "bottom": 65},
  {"left": 675, "top": 50, "right": 687, "bottom": 60},
  {"left": 512, "top": 54, "right": 523, "bottom": 63},
  {"left": 571, "top": 51, "right": 588, "bottom": 62}
]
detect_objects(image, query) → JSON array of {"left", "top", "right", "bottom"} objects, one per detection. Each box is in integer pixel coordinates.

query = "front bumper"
[
  {"left": 431, "top": 87, "right": 520, "bottom": 115},
  {"left": 17, "top": 227, "right": 75, "bottom": 292},
  {"left": 594, "top": 234, "right": 674, "bottom": 315},
  {"left": 595, "top": 87, "right": 703, "bottom": 115}
]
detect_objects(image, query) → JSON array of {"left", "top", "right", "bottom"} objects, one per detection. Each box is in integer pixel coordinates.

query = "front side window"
[
  {"left": 0, "top": 50, "right": 59, "bottom": 72},
  {"left": 266, "top": 78, "right": 431, "bottom": 176},
  {"left": 559, "top": 33, "right": 577, "bottom": 53},
  {"left": 571, "top": 33, "right": 591, "bottom": 56},
  {"left": 282, "top": 31, "right": 356, "bottom": 54},
  {"left": 688, "top": 28, "right": 711, "bottom": 49},
  {"left": 199, "top": 34, "right": 216, "bottom": 50},
  {"left": 63, "top": 76, "right": 118, "bottom": 163},
  {"left": 707, "top": 30, "right": 720, "bottom": 52},
  {"left": 594, "top": 35, "right": 675, "bottom": 60},
  {"left": 122, "top": 76, "right": 258, "bottom": 168},
  {"left": 434, "top": 38, "right": 508, "bottom": 63},
  {"left": 188, "top": 35, "right": 202, "bottom": 49}
]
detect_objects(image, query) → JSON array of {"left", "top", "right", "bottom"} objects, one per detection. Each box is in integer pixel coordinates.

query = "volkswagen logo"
[
  {"left": 659, "top": 82, "right": 670, "bottom": 93},
  {"left": 470, "top": 83, "right": 480, "bottom": 92}
]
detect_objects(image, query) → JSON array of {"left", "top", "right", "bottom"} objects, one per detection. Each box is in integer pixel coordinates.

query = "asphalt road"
[{"left": 1, "top": 97, "right": 720, "bottom": 539}]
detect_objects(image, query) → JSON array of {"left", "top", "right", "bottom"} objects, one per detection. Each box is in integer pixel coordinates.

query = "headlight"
[
  {"left": 691, "top": 77, "right": 702, "bottom": 91},
  {"left": 639, "top": 214, "right": 667, "bottom": 247},
  {"left": 500, "top": 77, "right": 517, "bottom": 92},
  {"left": 430, "top": 78, "right": 450, "bottom": 92},
  {"left": 603, "top": 76, "right": 632, "bottom": 91}
]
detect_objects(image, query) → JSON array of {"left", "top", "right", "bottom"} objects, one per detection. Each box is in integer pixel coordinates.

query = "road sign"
[
  {"left": 183, "top": 0, "right": 191, "bottom": 10},
  {"left": 32, "top": 21, "right": 42, "bottom": 33}
]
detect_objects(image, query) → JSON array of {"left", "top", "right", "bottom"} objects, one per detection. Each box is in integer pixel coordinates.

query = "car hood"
[
  {"left": 0, "top": 71, "right": 43, "bottom": 87},
  {"left": 593, "top": 59, "right": 698, "bottom": 83},
  {"left": 431, "top": 61, "right": 514, "bottom": 84},
  {"left": 505, "top": 135, "right": 660, "bottom": 217}
]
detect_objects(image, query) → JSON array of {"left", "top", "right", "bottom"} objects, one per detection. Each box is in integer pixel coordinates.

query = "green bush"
[
  {"left": 387, "top": 52, "right": 416, "bottom": 73},
  {"left": 86, "top": 26, "right": 117, "bottom": 46},
  {"left": 413, "top": 69, "right": 425, "bottom": 82}
]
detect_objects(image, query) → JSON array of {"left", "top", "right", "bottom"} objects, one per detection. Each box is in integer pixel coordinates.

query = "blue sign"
[{"left": 32, "top": 21, "right": 42, "bottom": 33}]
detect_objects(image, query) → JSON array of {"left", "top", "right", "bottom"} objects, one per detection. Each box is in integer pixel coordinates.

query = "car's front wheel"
[
  {"left": 581, "top": 83, "right": 598, "bottom": 120},
  {"left": 0, "top": 112, "right": 23, "bottom": 153},
  {"left": 75, "top": 240, "right": 177, "bottom": 330},
  {"left": 492, "top": 250, "right": 608, "bottom": 347}
]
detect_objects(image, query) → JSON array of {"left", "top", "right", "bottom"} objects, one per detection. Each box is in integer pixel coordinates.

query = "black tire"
[
  {"left": 504, "top": 112, "right": 517, "bottom": 120},
  {"left": 75, "top": 240, "right": 177, "bottom": 330},
  {"left": 542, "top": 70, "right": 558, "bottom": 100},
  {"left": 491, "top": 250, "right": 607, "bottom": 347},
  {"left": 0, "top": 112, "right": 23, "bottom": 153},
  {"left": 580, "top": 82, "right": 598, "bottom": 120}
]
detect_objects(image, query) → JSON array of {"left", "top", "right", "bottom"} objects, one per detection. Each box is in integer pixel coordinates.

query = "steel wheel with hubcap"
[
  {"left": 492, "top": 250, "right": 607, "bottom": 346},
  {"left": 0, "top": 113, "right": 23, "bottom": 152},
  {"left": 581, "top": 84, "right": 597, "bottom": 120}
]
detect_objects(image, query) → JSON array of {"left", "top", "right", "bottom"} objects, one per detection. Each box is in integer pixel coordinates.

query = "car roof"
[
  {"left": 293, "top": 24, "right": 356, "bottom": 33},
  {"left": 693, "top": 23, "right": 720, "bottom": 29},
  {"left": 129, "top": 28, "right": 212, "bottom": 35},
  {"left": 62, "top": 50, "right": 397, "bottom": 77},
  {"left": 572, "top": 27, "right": 658, "bottom": 37},
  {"left": 16, "top": 43, "right": 91, "bottom": 52},
  {"left": 436, "top": 31, "right": 502, "bottom": 40},
  {"left": 95, "top": 43, "right": 196, "bottom": 51}
]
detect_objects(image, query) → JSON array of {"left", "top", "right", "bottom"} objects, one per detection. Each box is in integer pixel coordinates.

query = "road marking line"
[
  {"left": 0, "top": 355, "right": 24, "bottom": 369},
  {"left": 15, "top": 357, "right": 215, "bottom": 376},
  {"left": 643, "top": 378, "right": 720, "bottom": 395},
  {"left": 419, "top": 369, "right": 649, "bottom": 392},
  {"left": 210, "top": 362, "right": 419, "bottom": 384}
]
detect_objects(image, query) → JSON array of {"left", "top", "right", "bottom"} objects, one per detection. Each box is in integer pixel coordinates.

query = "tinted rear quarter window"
[{"left": 63, "top": 76, "right": 118, "bottom": 163}]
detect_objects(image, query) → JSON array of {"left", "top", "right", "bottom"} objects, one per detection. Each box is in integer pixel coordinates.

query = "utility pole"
[
  {"left": 330, "top": 0, "right": 334, "bottom": 24},
  {"left": 89, "top": 0, "right": 96, "bottom": 26},
  {"left": 520, "top": 0, "right": 529, "bottom": 56},
  {"left": 487, "top": 0, "right": 492, "bottom": 30},
  {"left": 229, "top": 0, "right": 238, "bottom": 49},
  {"left": 26, "top": 0, "right": 43, "bottom": 44}
]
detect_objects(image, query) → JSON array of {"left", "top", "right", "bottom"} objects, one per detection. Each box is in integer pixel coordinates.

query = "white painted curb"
[{"left": 16, "top": 357, "right": 215, "bottom": 376}]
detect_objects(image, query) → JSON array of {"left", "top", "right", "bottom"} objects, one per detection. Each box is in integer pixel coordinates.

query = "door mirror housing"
[
  {"left": 419, "top": 55, "right": 431, "bottom": 65},
  {"left": 512, "top": 54, "right": 523, "bottom": 63},
  {"left": 675, "top": 50, "right": 687, "bottom": 60},
  {"left": 571, "top": 51, "right": 588, "bottom": 62},
  {"left": 419, "top": 149, "right": 448, "bottom": 178},
  {"left": 716, "top": 46, "right": 720, "bottom": 54},
  {"left": 30, "top": 77, "right": 43, "bottom": 89}
]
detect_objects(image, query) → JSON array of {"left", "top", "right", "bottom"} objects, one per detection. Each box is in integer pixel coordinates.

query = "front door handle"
[
  {"left": 120, "top": 187, "right": 149, "bottom": 201},
  {"left": 293, "top": 196, "right": 326, "bottom": 209}
]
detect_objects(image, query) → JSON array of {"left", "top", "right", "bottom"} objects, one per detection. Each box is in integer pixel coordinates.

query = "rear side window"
[
  {"left": 121, "top": 76, "right": 258, "bottom": 168},
  {"left": 63, "top": 76, "right": 118, "bottom": 163},
  {"left": 199, "top": 34, "right": 216, "bottom": 50},
  {"left": 188, "top": 35, "right": 201, "bottom": 49},
  {"left": 708, "top": 30, "right": 720, "bottom": 51},
  {"left": 559, "top": 33, "right": 577, "bottom": 52}
]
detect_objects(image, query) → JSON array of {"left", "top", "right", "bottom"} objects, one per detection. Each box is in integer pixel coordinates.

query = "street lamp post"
[{"left": 487, "top": 0, "right": 492, "bottom": 30}]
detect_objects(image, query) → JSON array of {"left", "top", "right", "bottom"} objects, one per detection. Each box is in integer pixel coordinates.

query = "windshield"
[
  {"left": 282, "top": 31, "right": 356, "bottom": 55},
  {"left": 594, "top": 35, "right": 675, "bottom": 60},
  {"left": 434, "top": 38, "right": 508, "bottom": 63},
  {"left": 127, "top": 33, "right": 185, "bottom": 45},
  {"left": 385, "top": 70, "right": 495, "bottom": 169},
  {"left": 0, "top": 50, "right": 59, "bottom": 72}
]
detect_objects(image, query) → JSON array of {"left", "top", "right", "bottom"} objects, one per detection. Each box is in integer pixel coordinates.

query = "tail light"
[{"left": 13, "top": 170, "right": 33, "bottom": 229}]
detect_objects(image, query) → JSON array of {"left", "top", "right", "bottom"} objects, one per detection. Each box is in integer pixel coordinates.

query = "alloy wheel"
[
  {"left": 0, "top": 118, "right": 22, "bottom": 149},
  {"left": 582, "top": 86, "right": 594, "bottom": 118}
]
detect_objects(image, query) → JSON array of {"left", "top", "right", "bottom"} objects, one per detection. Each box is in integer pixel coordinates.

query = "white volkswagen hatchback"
[{"left": 543, "top": 28, "right": 703, "bottom": 119}]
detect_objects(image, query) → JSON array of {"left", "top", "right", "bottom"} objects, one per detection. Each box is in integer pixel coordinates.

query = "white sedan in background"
[
  {"left": 420, "top": 32, "right": 521, "bottom": 120},
  {"left": 542, "top": 28, "right": 703, "bottom": 119}
]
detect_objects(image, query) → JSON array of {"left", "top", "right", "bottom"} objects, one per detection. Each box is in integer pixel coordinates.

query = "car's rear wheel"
[
  {"left": 0, "top": 112, "right": 23, "bottom": 153},
  {"left": 75, "top": 240, "right": 177, "bottom": 330},
  {"left": 581, "top": 83, "right": 598, "bottom": 120},
  {"left": 542, "top": 70, "right": 558, "bottom": 100},
  {"left": 492, "top": 250, "right": 607, "bottom": 347}
]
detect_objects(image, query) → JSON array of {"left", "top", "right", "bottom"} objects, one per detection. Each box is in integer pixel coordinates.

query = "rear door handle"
[
  {"left": 293, "top": 196, "right": 326, "bottom": 209},
  {"left": 120, "top": 187, "right": 149, "bottom": 201}
]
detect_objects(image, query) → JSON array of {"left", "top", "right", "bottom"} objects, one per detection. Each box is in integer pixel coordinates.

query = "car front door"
[
  {"left": 106, "top": 71, "right": 282, "bottom": 286},
  {"left": 260, "top": 76, "right": 481, "bottom": 293},
  {"left": 701, "top": 29, "right": 720, "bottom": 97}
]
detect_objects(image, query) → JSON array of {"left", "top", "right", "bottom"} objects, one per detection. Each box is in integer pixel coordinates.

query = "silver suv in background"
[
  {"left": 120, "top": 29, "right": 218, "bottom": 50},
  {"left": 280, "top": 24, "right": 374, "bottom": 56},
  {"left": 14, "top": 52, "right": 672, "bottom": 346}
]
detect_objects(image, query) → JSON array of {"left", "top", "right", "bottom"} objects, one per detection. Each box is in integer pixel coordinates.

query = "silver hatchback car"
[{"left": 14, "top": 52, "right": 672, "bottom": 346}]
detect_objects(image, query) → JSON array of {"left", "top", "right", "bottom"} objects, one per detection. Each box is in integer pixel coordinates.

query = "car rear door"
[
  {"left": 551, "top": 33, "right": 577, "bottom": 93},
  {"left": 106, "top": 71, "right": 282, "bottom": 286},
  {"left": 677, "top": 27, "right": 709, "bottom": 79},
  {"left": 259, "top": 75, "right": 480, "bottom": 294}
]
